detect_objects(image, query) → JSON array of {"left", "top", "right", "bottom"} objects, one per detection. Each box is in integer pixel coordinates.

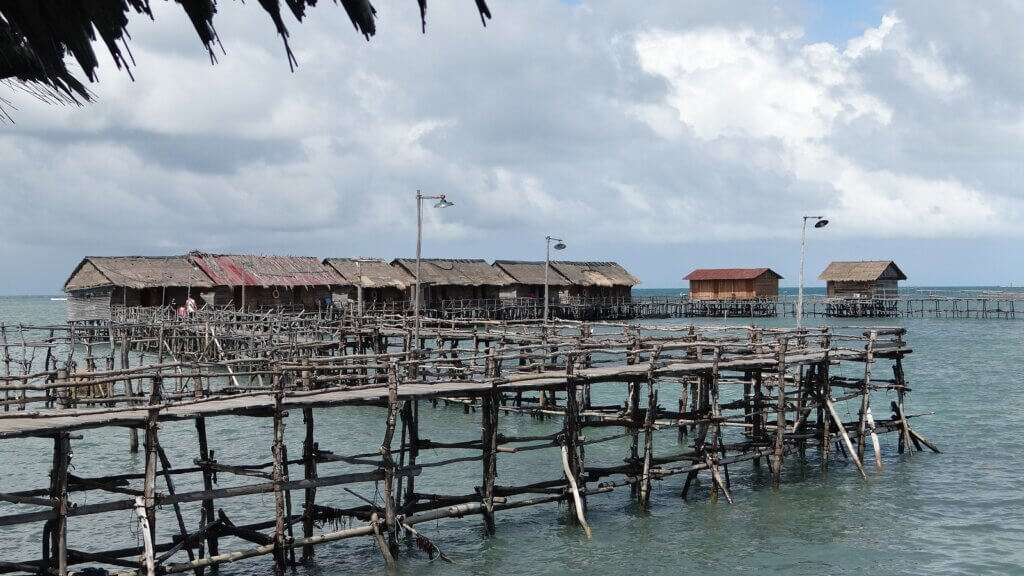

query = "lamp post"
[
  {"left": 414, "top": 190, "right": 455, "bottom": 351},
  {"left": 797, "top": 215, "right": 829, "bottom": 328},
  {"left": 543, "top": 236, "right": 566, "bottom": 327}
]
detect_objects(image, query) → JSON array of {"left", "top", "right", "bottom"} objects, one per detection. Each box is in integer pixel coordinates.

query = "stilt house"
[
  {"left": 188, "top": 252, "right": 343, "bottom": 310},
  {"left": 322, "top": 258, "right": 414, "bottom": 305},
  {"left": 63, "top": 256, "right": 214, "bottom": 321},
  {"left": 549, "top": 261, "right": 640, "bottom": 300},
  {"left": 684, "top": 268, "right": 783, "bottom": 300},
  {"left": 491, "top": 261, "right": 572, "bottom": 300},
  {"left": 390, "top": 259, "right": 514, "bottom": 307},
  {"left": 818, "top": 261, "right": 907, "bottom": 299}
]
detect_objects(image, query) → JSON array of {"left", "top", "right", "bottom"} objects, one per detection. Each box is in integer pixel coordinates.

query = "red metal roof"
[
  {"left": 684, "top": 268, "right": 783, "bottom": 281},
  {"left": 189, "top": 252, "right": 343, "bottom": 287}
]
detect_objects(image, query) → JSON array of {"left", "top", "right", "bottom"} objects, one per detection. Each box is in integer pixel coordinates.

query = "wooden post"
[
  {"left": 50, "top": 432, "right": 71, "bottom": 576},
  {"left": 481, "top": 388, "right": 499, "bottom": 533},
  {"left": 379, "top": 361, "right": 400, "bottom": 565},
  {"left": 818, "top": 354, "right": 831, "bottom": 470},
  {"left": 771, "top": 339, "right": 787, "bottom": 488},
  {"left": 893, "top": 356, "right": 914, "bottom": 455},
  {"left": 301, "top": 407, "right": 317, "bottom": 563},
  {"left": 562, "top": 369, "right": 591, "bottom": 538},
  {"left": 195, "top": 418, "right": 219, "bottom": 558},
  {"left": 857, "top": 331, "right": 876, "bottom": 462},
  {"left": 271, "top": 378, "right": 287, "bottom": 574},
  {"left": 141, "top": 376, "right": 161, "bottom": 571}
]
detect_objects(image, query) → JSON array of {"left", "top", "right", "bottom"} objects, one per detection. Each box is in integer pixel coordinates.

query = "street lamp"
[
  {"left": 544, "top": 236, "right": 566, "bottom": 327},
  {"left": 414, "top": 190, "right": 455, "bottom": 351},
  {"left": 797, "top": 216, "right": 829, "bottom": 328}
]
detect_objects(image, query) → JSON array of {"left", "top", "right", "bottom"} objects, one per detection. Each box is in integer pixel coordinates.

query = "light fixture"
[
  {"left": 434, "top": 196, "right": 454, "bottom": 209},
  {"left": 553, "top": 242, "right": 566, "bottom": 250},
  {"left": 815, "top": 219, "right": 829, "bottom": 228}
]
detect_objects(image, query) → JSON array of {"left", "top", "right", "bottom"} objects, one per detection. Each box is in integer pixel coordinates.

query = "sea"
[{"left": 0, "top": 293, "right": 1022, "bottom": 575}]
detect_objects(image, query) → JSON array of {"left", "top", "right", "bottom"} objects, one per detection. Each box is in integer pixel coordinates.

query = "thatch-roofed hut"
[
  {"left": 684, "top": 268, "right": 782, "bottom": 300},
  {"left": 390, "top": 259, "right": 514, "bottom": 306},
  {"left": 492, "top": 261, "right": 572, "bottom": 300},
  {"left": 818, "top": 261, "right": 907, "bottom": 299},
  {"left": 323, "top": 258, "right": 414, "bottom": 305},
  {"left": 550, "top": 261, "right": 640, "bottom": 300},
  {"left": 63, "top": 256, "right": 214, "bottom": 321},
  {"left": 188, "top": 252, "right": 343, "bottom": 310}
]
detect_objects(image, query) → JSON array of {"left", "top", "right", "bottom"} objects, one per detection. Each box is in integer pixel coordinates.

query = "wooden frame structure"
[{"left": 0, "top": 312, "right": 937, "bottom": 575}]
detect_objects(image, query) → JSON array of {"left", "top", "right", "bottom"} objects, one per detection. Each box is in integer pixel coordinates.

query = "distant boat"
[{"left": 50, "top": 297, "right": 67, "bottom": 301}]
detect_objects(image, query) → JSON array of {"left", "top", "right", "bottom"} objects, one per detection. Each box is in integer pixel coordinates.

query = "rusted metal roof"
[
  {"left": 64, "top": 256, "right": 214, "bottom": 291},
  {"left": 818, "top": 261, "right": 907, "bottom": 282},
  {"left": 189, "top": 252, "right": 343, "bottom": 287},
  {"left": 323, "top": 258, "right": 414, "bottom": 289},
  {"left": 684, "top": 268, "right": 783, "bottom": 281}
]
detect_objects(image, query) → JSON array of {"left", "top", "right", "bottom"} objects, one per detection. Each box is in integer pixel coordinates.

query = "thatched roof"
[
  {"left": 64, "top": 256, "right": 213, "bottom": 292},
  {"left": 324, "top": 258, "right": 414, "bottom": 289},
  {"left": 391, "top": 259, "right": 513, "bottom": 287},
  {"left": 684, "top": 268, "right": 783, "bottom": 281},
  {"left": 189, "top": 252, "right": 342, "bottom": 287},
  {"left": 818, "top": 261, "right": 907, "bottom": 282},
  {"left": 492, "top": 261, "right": 571, "bottom": 286},
  {"left": 0, "top": 1, "right": 491, "bottom": 118},
  {"left": 550, "top": 261, "right": 640, "bottom": 287}
]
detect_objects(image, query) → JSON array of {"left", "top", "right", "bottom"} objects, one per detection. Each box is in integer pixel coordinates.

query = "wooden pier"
[{"left": 0, "top": 311, "right": 937, "bottom": 575}]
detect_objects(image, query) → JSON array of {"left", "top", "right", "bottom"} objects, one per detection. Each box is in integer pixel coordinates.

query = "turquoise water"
[{"left": 1, "top": 296, "right": 1022, "bottom": 575}]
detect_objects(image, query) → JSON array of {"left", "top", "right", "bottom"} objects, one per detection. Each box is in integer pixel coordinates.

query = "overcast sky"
[{"left": 2, "top": 0, "right": 1022, "bottom": 294}]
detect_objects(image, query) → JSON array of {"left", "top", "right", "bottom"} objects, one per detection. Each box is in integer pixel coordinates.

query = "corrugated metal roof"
[
  {"left": 550, "top": 261, "right": 640, "bottom": 287},
  {"left": 492, "top": 261, "right": 572, "bottom": 286},
  {"left": 391, "top": 259, "right": 514, "bottom": 286},
  {"left": 323, "top": 258, "right": 414, "bottom": 289},
  {"left": 189, "top": 252, "right": 343, "bottom": 287},
  {"left": 64, "top": 256, "right": 214, "bottom": 291},
  {"left": 684, "top": 268, "right": 782, "bottom": 281},
  {"left": 818, "top": 261, "right": 907, "bottom": 282}
]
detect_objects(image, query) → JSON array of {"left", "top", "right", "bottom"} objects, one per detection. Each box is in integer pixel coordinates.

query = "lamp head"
[
  {"left": 814, "top": 218, "right": 829, "bottom": 228},
  {"left": 553, "top": 242, "right": 567, "bottom": 250},
  {"left": 434, "top": 195, "right": 454, "bottom": 209}
]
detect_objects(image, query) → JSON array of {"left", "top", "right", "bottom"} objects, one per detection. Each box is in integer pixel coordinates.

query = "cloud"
[
  {"left": 633, "top": 11, "right": 1017, "bottom": 238},
  {"left": 1, "top": 0, "right": 1023, "bottom": 293}
]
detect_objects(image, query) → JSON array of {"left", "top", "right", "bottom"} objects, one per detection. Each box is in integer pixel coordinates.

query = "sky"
[{"left": 2, "top": 0, "right": 1022, "bottom": 294}]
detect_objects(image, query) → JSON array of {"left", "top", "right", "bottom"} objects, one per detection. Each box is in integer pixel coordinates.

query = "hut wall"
[
  {"left": 873, "top": 279, "right": 900, "bottom": 299},
  {"left": 67, "top": 288, "right": 113, "bottom": 322},
  {"left": 752, "top": 275, "right": 780, "bottom": 298},
  {"left": 827, "top": 281, "right": 875, "bottom": 299},
  {"left": 110, "top": 287, "right": 142, "bottom": 308},
  {"left": 567, "top": 285, "right": 632, "bottom": 301},
  {"left": 691, "top": 279, "right": 758, "bottom": 299}
]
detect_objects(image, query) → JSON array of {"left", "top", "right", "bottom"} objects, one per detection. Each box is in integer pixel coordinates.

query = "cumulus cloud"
[
  {"left": 633, "top": 12, "right": 1016, "bottom": 238},
  {"left": 1, "top": 0, "right": 1022, "bottom": 292}
]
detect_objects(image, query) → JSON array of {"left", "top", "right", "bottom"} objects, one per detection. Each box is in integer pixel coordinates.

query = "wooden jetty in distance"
[{"left": 0, "top": 309, "right": 937, "bottom": 575}]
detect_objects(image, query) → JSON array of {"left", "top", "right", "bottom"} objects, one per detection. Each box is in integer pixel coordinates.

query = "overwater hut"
[
  {"left": 390, "top": 259, "right": 514, "bottom": 307},
  {"left": 818, "top": 260, "right": 907, "bottom": 299},
  {"left": 549, "top": 261, "right": 640, "bottom": 300},
  {"left": 322, "top": 258, "right": 414, "bottom": 305},
  {"left": 492, "top": 260, "right": 572, "bottom": 300},
  {"left": 684, "top": 268, "right": 783, "bottom": 300},
  {"left": 63, "top": 256, "right": 214, "bottom": 321},
  {"left": 188, "top": 252, "right": 343, "bottom": 310}
]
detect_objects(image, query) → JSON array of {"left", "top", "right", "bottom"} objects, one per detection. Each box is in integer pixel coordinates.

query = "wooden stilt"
[
  {"left": 771, "top": 340, "right": 788, "bottom": 488},
  {"left": 195, "top": 418, "right": 219, "bottom": 559},
  {"left": 50, "top": 432, "right": 71, "bottom": 576},
  {"left": 301, "top": 407, "right": 317, "bottom": 563}
]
